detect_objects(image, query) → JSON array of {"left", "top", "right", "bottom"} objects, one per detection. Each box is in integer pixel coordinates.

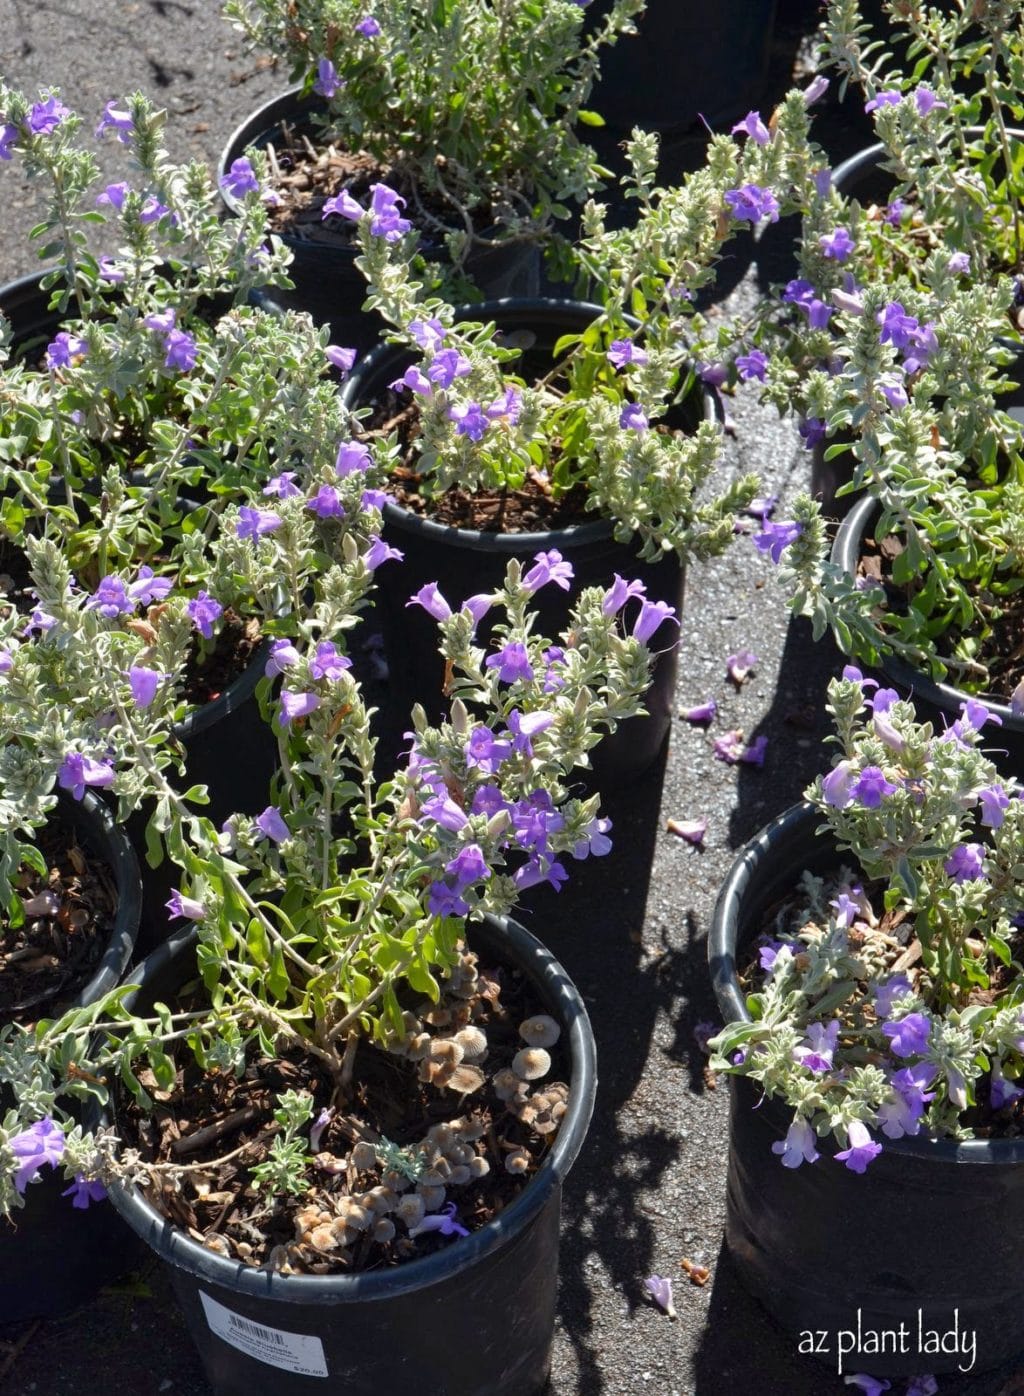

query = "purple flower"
[
  {"left": 58, "top": 753, "right": 115, "bottom": 801},
  {"left": 573, "top": 816, "right": 613, "bottom": 859},
  {"left": 782, "top": 278, "right": 814, "bottom": 306},
  {"left": 882, "top": 1011, "right": 931, "bottom": 1058},
  {"left": 326, "top": 345, "right": 357, "bottom": 377},
  {"left": 979, "top": 783, "right": 1010, "bottom": 828},
  {"left": 309, "top": 642, "right": 351, "bottom": 683},
  {"left": 878, "top": 302, "right": 919, "bottom": 352},
  {"left": 619, "top": 403, "right": 649, "bottom": 431},
  {"left": 355, "top": 15, "right": 382, "bottom": 36},
  {"left": 713, "top": 730, "right": 745, "bottom": 764},
  {"left": 98, "top": 257, "right": 125, "bottom": 283},
  {"left": 798, "top": 417, "right": 827, "bottom": 449},
  {"left": 96, "top": 100, "right": 134, "bottom": 143},
  {"left": 607, "top": 338, "right": 649, "bottom": 368},
  {"left": 947, "top": 252, "right": 970, "bottom": 275},
  {"left": 163, "top": 329, "right": 197, "bottom": 372},
  {"left": 187, "top": 591, "right": 223, "bottom": 639},
  {"left": 735, "top": 349, "right": 768, "bottom": 382},
  {"left": 236, "top": 506, "right": 283, "bottom": 540},
  {"left": 831, "top": 890, "right": 861, "bottom": 928},
  {"left": 847, "top": 1376, "right": 891, "bottom": 1395},
  {"left": 883, "top": 198, "right": 906, "bottom": 226},
  {"left": 602, "top": 574, "right": 646, "bottom": 616},
  {"left": 139, "top": 196, "right": 173, "bottom": 225},
  {"left": 959, "top": 696, "right": 1000, "bottom": 732},
  {"left": 127, "top": 667, "right": 161, "bottom": 709},
  {"left": 409, "top": 318, "right": 446, "bottom": 351},
  {"left": 96, "top": 181, "right": 130, "bottom": 212},
  {"left": 865, "top": 89, "right": 903, "bottom": 113},
  {"left": 264, "top": 472, "right": 300, "bottom": 499},
  {"left": 313, "top": 58, "right": 342, "bottom": 99},
  {"left": 513, "top": 856, "right": 568, "bottom": 893},
  {"left": 744, "top": 494, "right": 777, "bottom": 520},
  {"left": 166, "top": 890, "right": 206, "bottom": 922},
  {"left": 771, "top": 1116, "right": 820, "bottom": 1168},
  {"left": 23, "top": 606, "right": 56, "bottom": 638},
  {"left": 485, "top": 641, "right": 535, "bottom": 685},
  {"left": 488, "top": 385, "right": 524, "bottom": 423},
  {"left": 322, "top": 189, "right": 364, "bottom": 222},
  {"left": 255, "top": 806, "right": 290, "bottom": 844},
  {"left": 851, "top": 765, "right": 897, "bottom": 808},
  {"left": 448, "top": 401, "right": 488, "bottom": 441},
  {"left": 879, "top": 377, "right": 908, "bottom": 411},
  {"left": 913, "top": 84, "right": 947, "bottom": 116},
  {"left": 802, "top": 75, "right": 830, "bottom": 106},
  {"left": 391, "top": 365, "right": 433, "bottom": 396},
  {"left": 466, "top": 726, "right": 511, "bottom": 774},
  {"left": 278, "top": 691, "right": 321, "bottom": 726},
  {"left": 364, "top": 536, "right": 403, "bottom": 569},
  {"left": 697, "top": 360, "right": 728, "bottom": 387},
  {"left": 265, "top": 638, "right": 301, "bottom": 677},
  {"left": 877, "top": 1062, "right": 937, "bottom": 1138},
  {"left": 62, "top": 1174, "right": 107, "bottom": 1209},
  {"left": 944, "top": 843, "right": 986, "bottom": 883},
  {"left": 506, "top": 709, "right": 554, "bottom": 757},
  {"left": 420, "top": 795, "right": 469, "bottom": 832},
  {"left": 428, "top": 348, "right": 473, "bottom": 388},
  {"left": 407, "top": 583, "right": 451, "bottom": 622},
  {"left": 872, "top": 974, "right": 913, "bottom": 1019},
  {"left": 27, "top": 97, "right": 69, "bottom": 135},
  {"left": 794, "top": 1020, "right": 839, "bottom": 1073},
  {"left": 682, "top": 699, "right": 717, "bottom": 725},
  {"left": 990, "top": 1066, "right": 1024, "bottom": 1111},
  {"left": 822, "top": 760, "right": 856, "bottom": 809},
  {"left": 445, "top": 843, "right": 490, "bottom": 889},
  {"left": 523, "top": 549, "right": 573, "bottom": 593},
  {"left": 45, "top": 332, "right": 88, "bottom": 370},
  {"left": 368, "top": 183, "right": 411, "bottom": 241},
  {"left": 84, "top": 574, "right": 129, "bottom": 619},
  {"left": 753, "top": 518, "right": 802, "bottom": 562},
  {"left": 813, "top": 167, "right": 833, "bottom": 198},
  {"left": 820, "top": 227, "right": 855, "bottom": 262},
  {"left": 0, "top": 123, "right": 18, "bottom": 160},
  {"left": 128, "top": 566, "right": 173, "bottom": 608},
  {"left": 9, "top": 1118, "right": 65, "bottom": 1192},
  {"left": 220, "top": 157, "right": 259, "bottom": 199},
  {"left": 643, "top": 1275, "right": 677, "bottom": 1318},
  {"left": 144, "top": 309, "right": 176, "bottom": 335},
  {"left": 408, "top": 1202, "right": 470, "bottom": 1239},
  {"left": 306, "top": 485, "right": 346, "bottom": 519},
  {"left": 427, "top": 880, "right": 470, "bottom": 919},
  {"left": 726, "top": 649, "right": 758, "bottom": 685},
  {"left": 835, "top": 1120, "right": 883, "bottom": 1173},
  {"left": 724, "top": 184, "right": 779, "bottom": 225},
  {"left": 668, "top": 818, "right": 707, "bottom": 846},
  {"left": 731, "top": 110, "right": 770, "bottom": 146},
  {"left": 632, "top": 599, "right": 678, "bottom": 645}
]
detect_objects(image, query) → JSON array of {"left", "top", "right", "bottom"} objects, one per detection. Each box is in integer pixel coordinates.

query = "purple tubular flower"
[
  {"left": 883, "top": 198, "right": 906, "bottom": 226},
  {"left": 309, "top": 642, "right": 351, "bottom": 682},
  {"left": 513, "top": 856, "right": 568, "bottom": 893},
  {"left": 427, "top": 348, "right": 472, "bottom": 388},
  {"left": 740, "top": 735, "right": 768, "bottom": 766},
  {"left": 798, "top": 417, "right": 827, "bottom": 448},
  {"left": 326, "top": 345, "right": 357, "bottom": 377},
  {"left": 368, "top": 183, "right": 411, "bottom": 241},
  {"left": 236, "top": 506, "right": 283, "bottom": 540},
  {"left": 448, "top": 401, "right": 488, "bottom": 441},
  {"left": 278, "top": 690, "right": 321, "bottom": 726},
  {"left": 139, "top": 197, "right": 173, "bottom": 225},
  {"left": 697, "top": 360, "right": 728, "bottom": 387},
  {"left": 63, "top": 1174, "right": 107, "bottom": 1209},
  {"left": 573, "top": 816, "right": 613, "bottom": 858},
  {"left": 364, "top": 536, "right": 403, "bottom": 569},
  {"left": 96, "top": 100, "right": 134, "bottom": 142},
  {"left": 979, "top": 783, "right": 1010, "bottom": 828},
  {"left": 9, "top": 1118, "right": 65, "bottom": 1192},
  {"left": 166, "top": 890, "right": 205, "bottom": 922},
  {"left": 944, "top": 843, "right": 986, "bottom": 883},
  {"left": 466, "top": 726, "right": 512, "bottom": 774},
  {"left": 619, "top": 403, "right": 649, "bottom": 431},
  {"left": 724, "top": 184, "right": 780, "bottom": 225},
  {"left": 682, "top": 699, "right": 717, "bottom": 725},
  {"left": 96, "top": 181, "right": 130, "bottom": 211},
  {"left": 877, "top": 302, "right": 918, "bottom": 351},
  {"left": 913, "top": 84, "right": 947, "bottom": 116},
  {"left": 753, "top": 519, "right": 803, "bottom": 562},
  {"left": 220, "top": 157, "right": 259, "bottom": 199},
  {"left": 771, "top": 1116, "right": 819, "bottom": 1168},
  {"left": 407, "top": 583, "right": 452, "bottom": 622},
  {"left": 128, "top": 566, "right": 172, "bottom": 608},
  {"left": 851, "top": 765, "right": 897, "bottom": 808},
  {"left": 322, "top": 189, "right": 364, "bottom": 221},
  {"left": 794, "top": 1020, "right": 839, "bottom": 1073},
  {"left": 881, "top": 1011, "right": 931, "bottom": 1058},
  {"left": 669, "top": 818, "right": 706, "bottom": 846},
  {"left": 27, "top": 97, "right": 69, "bottom": 135},
  {"left": 187, "top": 591, "right": 223, "bottom": 639},
  {"left": 264, "top": 472, "right": 300, "bottom": 499},
  {"left": 0, "top": 123, "right": 18, "bottom": 160},
  {"left": 643, "top": 1275, "right": 677, "bottom": 1318},
  {"left": 128, "top": 667, "right": 161, "bottom": 709},
  {"left": 713, "top": 730, "right": 745, "bottom": 764},
  {"left": 98, "top": 256, "right": 125, "bottom": 283},
  {"left": 408, "top": 1202, "right": 470, "bottom": 1239},
  {"left": 163, "top": 330, "right": 198, "bottom": 372},
  {"left": 960, "top": 696, "right": 1000, "bottom": 732},
  {"left": 427, "top": 882, "right": 470, "bottom": 918},
  {"left": 485, "top": 641, "right": 535, "bottom": 685},
  {"left": 727, "top": 649, "right": 758, "bottom": 685},
  {"left": 391, "top": 365, "right": 433, "bottom": 396},
  {"left": 947, "top": 251, "right": 970, "bottom": 275},
  {"left": 486, "top": 387, "right": 523, "bottom": 423},
  {"left": 865, "top": 89, "right": 903, "bottom": 112},
  {"left": 731, "top": 110, "right": 770, "bottom": 146},
  {"left": 255, "top": 806, "right": 290, "bottom": 844},
  {"left": 506, "top": 709, "right": 554, "bottom": 757},
  {"left": 309, "top": 1107, "right": 334, "bottom": 1153},
  {"left": 86, "top": 574, "right": 131, "bottom": 618},
  {"left": 355, "top": 15, "right": 382, "bottom": 36},
  {"left": 606, "top": 338, "right": 649, "bottom": 368},
  {"left": 523, "top": 549, "right": 573, "bottom": 593},
  {"left": 803, "top": 75, "right": 829, "bottom": 106},
  {"left": 445, "top": 843, "right": 490, "bottom": 889},
  {"left": 872, "top": 974, "right": 912, "bottom": 1019},
  {"left": 822, "top": 760, "right": 856, "bottom": 809},
  {"left": 420, "top": 795, "right": 469, "bottom": 832},
  {"left": 602, "top": 574, "right": 646, "bottom": 616},
  {"left": 45, "top": 332, "right": 88, "bottom": 370},
  {"left": 265, "top": 639, "right": 301, "bottom": 677},
  {"left": 880, "top": 378, "right": 908, "bottom": 411},
  {"left": 313, "top": 58, "right": 342, "bottom": 99},
  {"left": 58, "top": 753, "right": 115, "bottom": 801},
  {"left": 307, "top": 485, "right": 346, "bottom": 519},
  {"left": 409, "top": 318, "right": 446, "bottom": 351},
  {"left": 632, "top": 599, "right": 678, "bottom": 645},
  {"left": 990, "top": 1066, "right": 1024, "bottom": 1111},
  {"left": 835, "top": 1120, "right": 883, "bottom": 1173},
  {"left": 736, "top": 349, "right": 768, "bottom": 382},
  {"left": 819, "top": 227, "right": 855, "bottom": 262}
]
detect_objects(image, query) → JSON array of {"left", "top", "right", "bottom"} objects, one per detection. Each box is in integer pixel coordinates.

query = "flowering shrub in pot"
[
  {"left": 2, "top": 553, "right": 663, "bottom": 1392},
  {"left": 708, "top": 672, "right": 1024, "bottom": 1376},
  {"left": 217, "top": 0, "right": 644, "bottom": 336}
]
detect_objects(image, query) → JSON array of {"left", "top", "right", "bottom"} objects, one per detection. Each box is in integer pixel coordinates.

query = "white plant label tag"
[{"left": 199, "top": 1290, "right": 329, "bottom": 1378}]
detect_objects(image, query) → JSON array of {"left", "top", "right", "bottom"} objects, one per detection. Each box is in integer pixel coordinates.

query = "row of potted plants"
[{"left": 4, "top": 0, "right": 1024, "bottom": 1389}]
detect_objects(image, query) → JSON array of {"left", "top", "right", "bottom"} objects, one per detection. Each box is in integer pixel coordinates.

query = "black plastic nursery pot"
[
  {"left": 341, "top": 296, "right": 710, "bottom": 786},
  {"left": 108, "top": 914, "right": 597, "bottom": 1396},
  {"left": 0, "top": 270, "right": 64, "bottom": 362},
  {"left": 832, "top": 494, "right": 1024, "bottom": 775},
  {"left": 0, "top": 789, "right": 144, "bottom": 1323},
  {"left": 219, "top": 88, "right": 541, "bottom": 351},
  {"left": 709, "top": 802, "right": 1024, "bottom": 1378}
]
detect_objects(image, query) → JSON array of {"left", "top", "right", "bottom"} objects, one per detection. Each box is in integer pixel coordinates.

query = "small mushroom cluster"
[{"left": 492, "top": 1015, "right": 568, "bottom": 1170}]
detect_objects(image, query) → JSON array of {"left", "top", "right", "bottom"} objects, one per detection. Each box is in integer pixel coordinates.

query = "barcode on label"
[{"left": 228, "top": 1314, "right": 286, "bottom": 1346}]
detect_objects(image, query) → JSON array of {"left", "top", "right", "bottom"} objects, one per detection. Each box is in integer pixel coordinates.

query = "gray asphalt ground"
[{"left": 1, "top": 4, "right": 1022, "bottom": 1395}]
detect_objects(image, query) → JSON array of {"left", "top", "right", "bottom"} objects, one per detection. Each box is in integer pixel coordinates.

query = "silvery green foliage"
[
  {"left": 222, "top": 0, "right": 644, "bottom": 250},
  {"left": 352, "top": 210, "right": 756, "bottom": 561},
  {"left": 710, "top": 674, "right": 1024, "bottom": 1163}
]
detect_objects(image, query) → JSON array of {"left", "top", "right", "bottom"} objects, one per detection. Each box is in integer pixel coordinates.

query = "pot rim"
[
  {"left": 342, "top": 295, "right": 719, "bottom": 551},
  {"left": 709, "top": 800, "right": 1024, "bottom": 1163},
  {"left": 833, "top": 127, "right": 1024, "bottom": 195},
  {"left": 107, "top": 911, "right": 597, "bottom": 1302},
  {"left": 832, "top": 493, "right": 1024, "bottom": 733}
]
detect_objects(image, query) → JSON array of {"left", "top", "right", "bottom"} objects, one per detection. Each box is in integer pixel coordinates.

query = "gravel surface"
[{"left": 1, "top": 4, "right": 1021, "bottom": 1395}]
